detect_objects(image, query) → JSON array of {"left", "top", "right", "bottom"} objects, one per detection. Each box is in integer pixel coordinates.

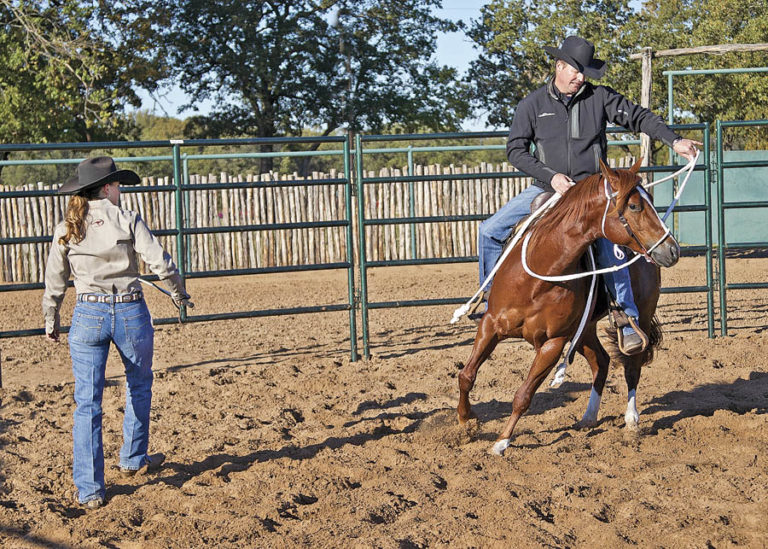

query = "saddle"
[{"left": 502, "top": 191, "right": 555, "bottom": 248}]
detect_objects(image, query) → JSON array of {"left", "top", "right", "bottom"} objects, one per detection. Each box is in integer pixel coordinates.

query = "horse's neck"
[{"left": 528, "top": 199, "right": 603, "bottom": 275}]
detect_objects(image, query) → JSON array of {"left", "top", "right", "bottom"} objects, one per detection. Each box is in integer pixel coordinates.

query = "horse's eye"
[{"left": 628, "top": 201, "right": 642, "bottom": 212}]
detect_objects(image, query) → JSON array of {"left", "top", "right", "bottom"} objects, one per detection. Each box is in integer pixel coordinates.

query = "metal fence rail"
[
  {"left": 0, "top": 137, "right": 359, "bottom": 362},
  {"left": 355, "top": 125, "right": 714, "bottom": 358},
  {"left": 3, "top": 122, "right": 765, "bottom": 366},
  {"left": 715, "top": 119, "right": 768, "bottom": 336}
]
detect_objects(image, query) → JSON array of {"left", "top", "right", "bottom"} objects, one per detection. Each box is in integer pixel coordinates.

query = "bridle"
[{"left": 601, "top": 178, "right": 671, "bottom": 263}]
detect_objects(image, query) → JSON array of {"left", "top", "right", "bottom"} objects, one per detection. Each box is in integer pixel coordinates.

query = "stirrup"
[{"left": 612, "top": 310, "right": 648, "bottom": 356}]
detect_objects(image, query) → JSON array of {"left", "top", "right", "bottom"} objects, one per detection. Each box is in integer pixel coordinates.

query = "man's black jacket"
[{"left": 506, "top": 79, "right": 680, "bottom": 192}]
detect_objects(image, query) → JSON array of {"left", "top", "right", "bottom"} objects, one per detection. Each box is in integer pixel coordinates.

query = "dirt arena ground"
[{"left": 0, "top": 256, "right": 766, "bottom": 548}]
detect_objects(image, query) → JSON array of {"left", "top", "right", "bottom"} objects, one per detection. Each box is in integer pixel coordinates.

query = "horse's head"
[{"left": 599, "top": 158, "right": 680, "bottom": 268}]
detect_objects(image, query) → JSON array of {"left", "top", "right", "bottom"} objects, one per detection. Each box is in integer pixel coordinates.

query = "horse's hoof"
[
  {"left": 624, "top": 411, "right": 639, "bottom": 430},
  {"left": 457, "top": 410, "right": 477, "bottom": 425},
  {"left": 578, "top": 416, "right": 598, "bottom": 429},
  {"left": 550, "top": 364, "right": 567, "bottom": 388},
  {"left": 490, "top": 438, "right": 510, "bottom": 456}
]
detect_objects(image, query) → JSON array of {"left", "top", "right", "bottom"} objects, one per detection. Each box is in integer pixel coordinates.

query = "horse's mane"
[{"left": 528, "top": 167, "right": 639, "bottom": 249}]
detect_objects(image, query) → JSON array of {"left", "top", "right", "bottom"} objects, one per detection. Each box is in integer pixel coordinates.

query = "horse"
[{"left": 457, "top": 158, "right": 680, "bottom": 456}]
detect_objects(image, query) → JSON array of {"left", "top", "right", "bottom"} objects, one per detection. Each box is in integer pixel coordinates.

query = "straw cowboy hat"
[
  {"left": 58, "top": 156, "right": 141, "bottom": 195},
  {"left": 544, "top": 36, "right": 606, "bottom": 79}
]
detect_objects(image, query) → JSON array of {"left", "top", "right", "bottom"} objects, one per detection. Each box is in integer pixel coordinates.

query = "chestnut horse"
[{"left": 457, "top": 159, "right": 680, "bottom": 456}]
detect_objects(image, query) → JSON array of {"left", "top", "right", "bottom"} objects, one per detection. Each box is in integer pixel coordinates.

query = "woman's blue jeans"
[
  {"left": 478, "top": 185, "right": 639, "bottom": 318},
  {"left": 68, "top": 298, "right": 154, "bottom": 504}
]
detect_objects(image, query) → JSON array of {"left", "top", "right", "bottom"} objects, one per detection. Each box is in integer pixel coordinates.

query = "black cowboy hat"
[
  {"left": 58, "top": 156, "right": 141, "bottom": 195},
  {"left": 544, "top": 36, "right": 606, "bottom": 80}
]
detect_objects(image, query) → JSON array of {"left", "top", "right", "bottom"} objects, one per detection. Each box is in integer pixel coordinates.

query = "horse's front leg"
[
  {"left": 457, "top": 315, "right": 500, "bottom": 424},
  {"left": 492, "top": 336, "right": 568, "bottom": 456},
  {"left": 622, "top": 313, "right": 659, "bottom": 429}
]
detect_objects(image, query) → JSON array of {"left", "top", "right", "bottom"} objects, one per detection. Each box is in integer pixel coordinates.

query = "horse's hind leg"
[
  {"left": 457, "top": 317, "right": 500, "bottom": 424},
  {"left": 575, "top": 324, "right": 610, "bottom": 427},
  {"left": 623, "top": 354, "right": 643, "bottom": 429},
  {"left": 617, "top": 315, "right": 660, "bottom": 429},
  {"left": 491, "top": 336, "right": 568, "bottom": 456}
]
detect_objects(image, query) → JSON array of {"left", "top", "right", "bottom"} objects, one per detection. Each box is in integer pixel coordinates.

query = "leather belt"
[{"left": 77, "top": 292, "right": 143, "bottom": 304}]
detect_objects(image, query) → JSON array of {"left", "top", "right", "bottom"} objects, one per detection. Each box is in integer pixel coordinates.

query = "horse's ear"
[
  {"left": 629, "top": 156, "right": 643, "bottom": 174},
  {"left": 599, "top": 159, "right": 617, "bottom": 183}
]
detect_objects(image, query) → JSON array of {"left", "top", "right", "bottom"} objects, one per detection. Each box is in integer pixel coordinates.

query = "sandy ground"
[{"left": 0, "top": 257, "right": 767, "bottom": 548}]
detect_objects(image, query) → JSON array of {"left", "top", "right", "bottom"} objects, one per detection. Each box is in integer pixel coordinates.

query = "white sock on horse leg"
[
  {"left": 581, "top": 387, "right": 602, "bottom": 426},
  {"left": 490, "top": 438, "right": 510, "bottom": 456},
  {"left": 550, "top": 361, "right": 568, "bottom": 387},
  {"left": 625, "top": 388, "right": 639, "bottom": 428}
]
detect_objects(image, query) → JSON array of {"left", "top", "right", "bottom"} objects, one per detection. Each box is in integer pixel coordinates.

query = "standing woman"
[{"left": 42, "top": 157, "right": 191, "bottom": 509}]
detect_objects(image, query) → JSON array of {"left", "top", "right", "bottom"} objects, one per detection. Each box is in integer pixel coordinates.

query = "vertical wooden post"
[{"left": 640, "top": 47, "right": 654, "bottom": 178}]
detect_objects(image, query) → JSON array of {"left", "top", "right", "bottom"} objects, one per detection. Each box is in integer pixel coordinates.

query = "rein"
[
  {"left": 450, "top": 153, "right": 698, "bottom": 324},
  {"left": 521, "top": 152, "right": 698, "bottom": 283}
]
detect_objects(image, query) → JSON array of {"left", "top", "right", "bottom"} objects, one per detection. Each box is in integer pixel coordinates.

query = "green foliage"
[
  {"left": 465, "top": 0, "right": 633, "bottom": 129},
  {"left": 466, "top": 0, "right": 768, "bottom": 151},
  {"left": 622, "top": 0, "right": 768, "bottom": 149},
  {"left": 161, "top": 0, "right": 470, "bottom": 141},
  {"left": 0, "top": 0, "right": 169, "bottom": 146}
]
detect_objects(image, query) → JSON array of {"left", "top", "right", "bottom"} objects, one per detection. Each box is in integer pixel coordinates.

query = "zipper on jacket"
[
  {"left": 566, "top": 104, "right": 572, "bottom": 177},
  {"left": 565, "top": 86, "right": 587, "bottom": 179}
]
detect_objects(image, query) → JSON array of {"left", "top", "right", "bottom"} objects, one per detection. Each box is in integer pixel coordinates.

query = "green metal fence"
[
  {"left": 715, "top": 119, "right": 768, "bottom": 336},
  {"left": 4, "top": 122, "right": 765, "bottom": 363},
  {"left": 355, "top": 125, "right": 714, "bottom": 359},
  {"left": 0, "top": 136, "right": 359, "bottom": 361}
]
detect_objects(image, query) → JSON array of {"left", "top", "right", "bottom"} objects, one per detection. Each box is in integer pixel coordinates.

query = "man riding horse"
[{"left": 474, "top": 36, "right": 700, "bottom": 355}]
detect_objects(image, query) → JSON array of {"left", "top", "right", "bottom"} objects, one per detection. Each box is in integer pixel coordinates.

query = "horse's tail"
[{"left": 603, "top": 315, "right": 663, "bottom": 367}]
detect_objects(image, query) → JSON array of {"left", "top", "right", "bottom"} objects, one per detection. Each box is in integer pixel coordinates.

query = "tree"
[
  {"left": 161, "top": 0, "right": 469, "bottom": 171},
  {"left": 0, "top": 0, "right": 173, "bottom": 183},
  {"left": 619, "top": 0, "right": 768, "bottom": 149},
  {"left": 464, "top": 0, "right": 633, "bottom": 129},
  {"left": 466, "top": 0, "right": 768, "bottom": 151},
  {"left": 0, "top": 1, "right": 170, "bottom": 145}
]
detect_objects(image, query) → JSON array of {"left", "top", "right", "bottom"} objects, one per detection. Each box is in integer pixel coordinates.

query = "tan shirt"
[{"left": 42, "top": 198, "right": 186, "bottom": 333}]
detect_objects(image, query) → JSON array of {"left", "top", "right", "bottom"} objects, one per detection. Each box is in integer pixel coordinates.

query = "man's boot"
[{"left": 612, "top": 309, "right": 649, "bottom": 356}]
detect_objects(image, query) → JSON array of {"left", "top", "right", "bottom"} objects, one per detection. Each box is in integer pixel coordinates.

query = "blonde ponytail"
[{"left": 59, "top": 195, "right": 90, "bottom": 245}]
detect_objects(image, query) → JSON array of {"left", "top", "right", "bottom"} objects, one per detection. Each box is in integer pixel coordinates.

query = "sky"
[{"left": 135, "top": 1, "right": 490, "bottom": 130}]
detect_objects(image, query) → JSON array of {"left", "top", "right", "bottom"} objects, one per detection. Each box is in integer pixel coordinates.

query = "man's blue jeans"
[
  {"left": 477, "top": 185, "right": 639, "bottom": 318},
  {"left": 68, "top": 298, "right": 154, "bottom": 504}
]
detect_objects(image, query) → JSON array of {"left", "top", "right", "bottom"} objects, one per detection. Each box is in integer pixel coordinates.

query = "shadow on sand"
[{"left": 643, "top": 371, "right": 768, "bottom": 432}]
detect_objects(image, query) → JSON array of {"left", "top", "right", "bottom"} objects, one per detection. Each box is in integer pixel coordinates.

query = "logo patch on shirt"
[
  {"left": 92, "top": 219, "right": 104, "bottom": 227},
  {"left": 537, "top": 112, "right": 555, "bottom": 118}
]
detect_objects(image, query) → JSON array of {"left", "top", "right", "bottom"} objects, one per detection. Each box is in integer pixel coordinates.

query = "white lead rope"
[
  {"left": 449, "top": 192, "right": 561, "bottom": 324},
  {"left": 450, "top": 152, "right": 699, "bottom": 323}
]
